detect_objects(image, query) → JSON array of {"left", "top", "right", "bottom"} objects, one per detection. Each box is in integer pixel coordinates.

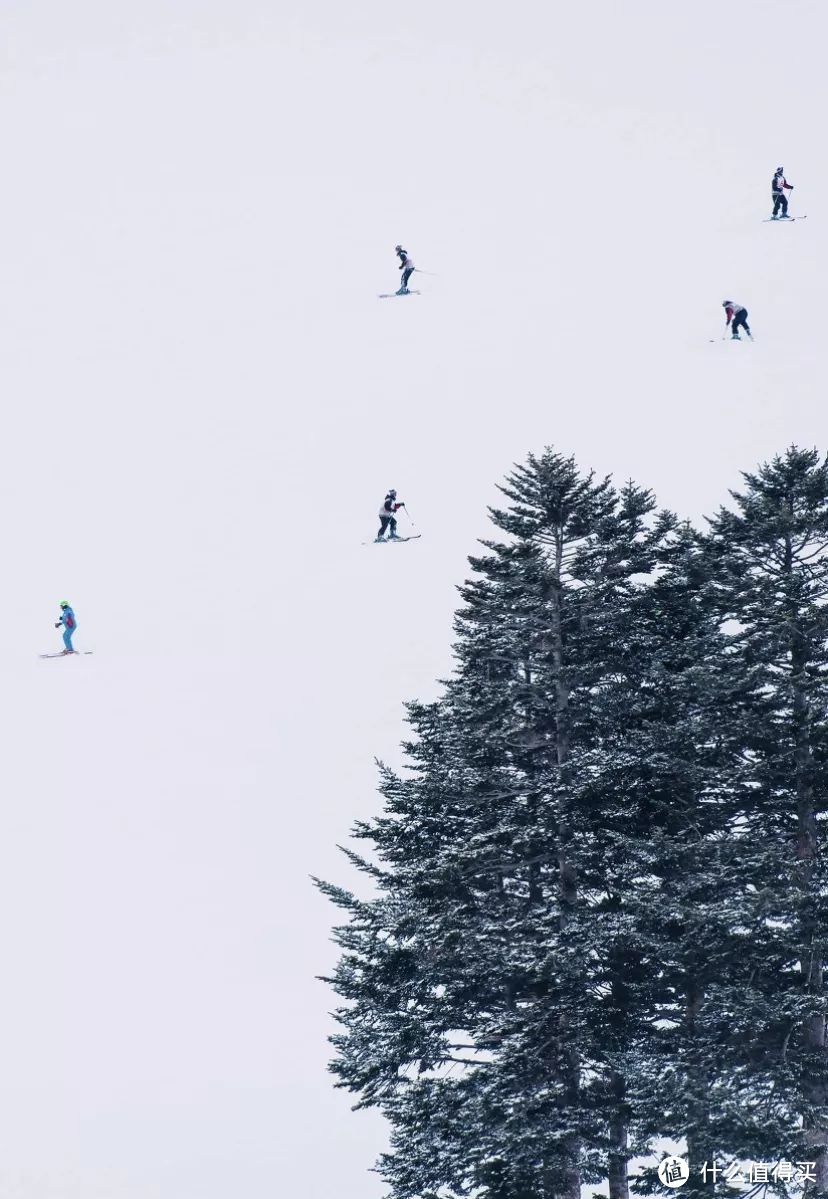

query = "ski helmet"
[
  {"left": 395, "top": 244, "right": 403, "bottom": 251},
  {"left": 59, "top": 600, "right": 69, "bottom": 608},
  {"left": 722, "top": 300, "right": 732, "bottom": 307},
  {"left": 776, "top": 166, "right": 784, "bottom": 173},
  {"left": 388, "top": 489, "right": 397, "bottom": 497}
]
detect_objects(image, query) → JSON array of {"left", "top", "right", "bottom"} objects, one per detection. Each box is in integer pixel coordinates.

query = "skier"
[
  {"left": 771, "top": 167, "right": 794, "bottom": 219},
  {"left": 722, "top": 300, "right": 752, "bottom": 341},
  {"left": 395, "top": 245, "right": 415, "bottom": 295},
  {"left": 376, "top": 490, "right": 405, "bottom": 541},
  {"left": 55, "top": 600, "right": 77, "bottom": 654}
]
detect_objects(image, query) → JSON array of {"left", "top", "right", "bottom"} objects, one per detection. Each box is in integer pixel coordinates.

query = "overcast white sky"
[{"left": 0, "top": 2, "right": 825, "bottom": 1196}]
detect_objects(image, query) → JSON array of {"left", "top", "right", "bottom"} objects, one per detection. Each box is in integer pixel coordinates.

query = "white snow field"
[{"left": 0, "top": 2, "right": 825, "bottom": 1196}]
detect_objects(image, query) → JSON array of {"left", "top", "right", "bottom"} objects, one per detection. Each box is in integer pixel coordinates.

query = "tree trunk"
[
  {"left": 683, "top": 982, "right": 717, "bottom": 1198},
  {"left": 607, "top": 1070, "right": 630, "bottom": 1199},
  {"left": 791, "top": 630, "right": 828, "bottom": 1189},
  {"left": 550, "top": 528, "right": 580, "bottom": 1199}
]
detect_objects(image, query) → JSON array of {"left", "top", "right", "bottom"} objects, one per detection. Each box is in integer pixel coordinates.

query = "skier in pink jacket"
[{"left": 722, "top": 301, "right": 752, "bottom": 341}]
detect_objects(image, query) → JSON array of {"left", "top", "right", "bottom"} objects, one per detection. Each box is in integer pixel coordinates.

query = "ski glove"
[{"left": 54, "top": 622, "right": 60, "bottom": 628}]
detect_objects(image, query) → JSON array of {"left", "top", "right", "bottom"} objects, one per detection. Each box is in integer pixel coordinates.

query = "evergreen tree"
[
  {"left": 321, "top": 451, "right": 675, "bottom": 1199},
  {"left": 595, "top": 526, "right": 791, "bottom": 1194},
  {"left": 707, "top": 447, "right": 828, "bottom": 1190}
]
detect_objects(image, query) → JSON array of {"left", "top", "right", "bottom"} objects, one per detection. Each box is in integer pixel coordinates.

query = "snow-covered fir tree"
[
  {"left": 705, "top": 447, "right": 828, "bottom": 1190},
  {"left": 594, "top": 524, "right": 786, "bottom": 1195},
  {"left": 320, "top": 451, "right": 675, "bottom": 1199}
]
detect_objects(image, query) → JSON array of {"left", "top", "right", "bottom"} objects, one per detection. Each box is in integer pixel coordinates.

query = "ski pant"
[
  {"left": 772, "top": 192, "right": 788, "bottom": 217},
  {"left": 399, "top": 266, "right": 414, "bottom": 291},
  {"left": 731, "top": 309, "right": 750, "bottom": 337},
  {"left": 378, "top": 515, "right": 397, "bottom": 539},
  {"left": 62, "top": 625, "right": 75, "bottom": 652}
]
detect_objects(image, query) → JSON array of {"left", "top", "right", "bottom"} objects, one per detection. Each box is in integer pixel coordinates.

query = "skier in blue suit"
[{"left": 55, "top": 601, "right": 77, "bottom": 654}]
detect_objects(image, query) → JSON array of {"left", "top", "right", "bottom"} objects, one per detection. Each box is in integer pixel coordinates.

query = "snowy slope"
[{"left": 0, "top": 2, "right": 826, "bottom": 1196}]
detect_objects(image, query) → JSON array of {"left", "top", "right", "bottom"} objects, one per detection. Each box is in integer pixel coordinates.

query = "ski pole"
[
  {"left": 404, "top": 505, "right": 419, "bottom": 530},
  {"left": 414, "top": 269, "right": 440, "bottom": 277}
]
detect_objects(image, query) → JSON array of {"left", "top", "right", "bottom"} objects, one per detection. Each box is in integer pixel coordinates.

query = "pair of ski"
[
  {"left": 762, "top": 215, "right": 807, "bottom": 222},
  {"left": 378, "top": 290, "right": 421, "bottom": 299},
  {"left": 39, "top": 650, "right": 94, "bottom": 659},
  {"left": 363, "top": 535, "right": 422, "bottom": 546}
]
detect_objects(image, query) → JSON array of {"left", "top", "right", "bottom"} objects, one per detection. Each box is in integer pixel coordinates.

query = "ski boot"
[
  {"left": 395, "top": 287, "right": 409, "bottom": 296},
  {"left": 731, "top": 333, "right": 741, "bottom": 340}
]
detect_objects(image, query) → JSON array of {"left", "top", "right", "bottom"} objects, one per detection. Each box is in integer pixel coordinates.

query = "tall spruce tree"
[
  {"left": 320, "top": 451, "right": 676, "bottom": 1199},
  {"left": 566, "top": 524, "right": 734, "bottom": 1193},
  {"left": 707, "top": 447, "right": 828, "bottom": 1190},
  {"left": 592, "top": 525, "right": 792, "bottom": 1195}
]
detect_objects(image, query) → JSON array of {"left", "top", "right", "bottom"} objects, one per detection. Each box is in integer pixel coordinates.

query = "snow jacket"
[
  {"left": 60, "top": 606, "right": 77, "bottom": 630},
  {"left": 772, "top": 172, "right": 793, "bottom": 195},
  {"left": 396, "top": 248, "right": 414, "bottom": 271},
  {"left": 724, "top": 303, "right": 746, "bottom": 326},
  {"left": 379, "top": 495, "right": 404, "bottom": 517}
]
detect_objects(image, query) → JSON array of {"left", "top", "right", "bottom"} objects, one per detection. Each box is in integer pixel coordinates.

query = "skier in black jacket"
[
  {"left": 376, "top": 490, "right": 405, "bottom": 541},
  {"left": 771, "top": 167, "right": 794, "bottom": 219},
  {"left": 395, "top": 245, "right": 415, "bottom": 295}
]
